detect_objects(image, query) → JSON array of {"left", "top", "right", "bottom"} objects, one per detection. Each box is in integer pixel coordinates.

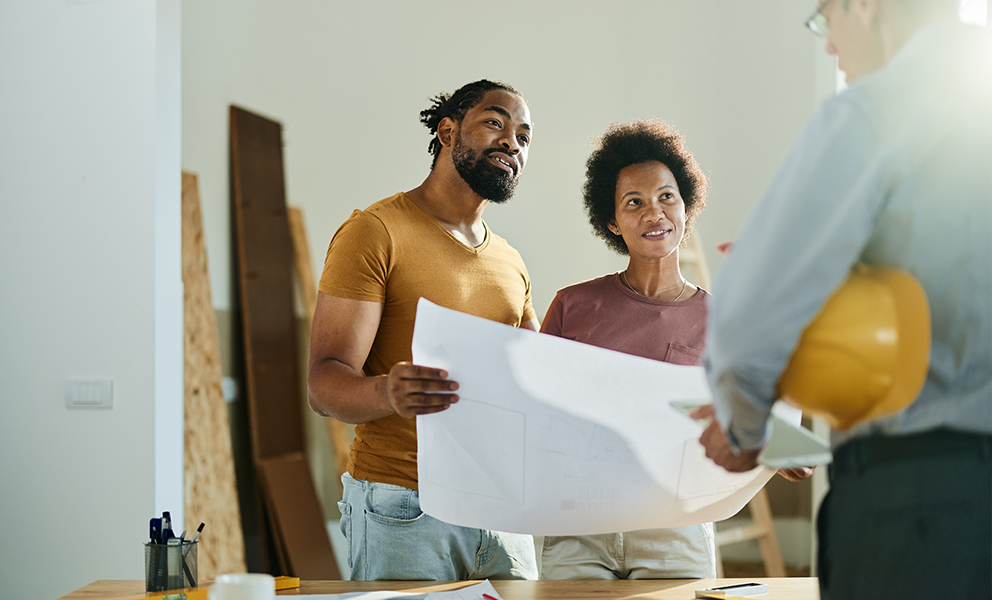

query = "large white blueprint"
[{"left": 412, "top": 300, "right": 785, "bottom": 536}]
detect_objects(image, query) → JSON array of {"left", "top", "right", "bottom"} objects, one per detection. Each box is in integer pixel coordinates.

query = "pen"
[
  {"left": 190, "top": 523, "right": 204, "bottom": 544},
  {"left": 184, "top": 523, "right": 204, "bottom": 558},
  {"left": 482, "top": 594, "right": 500, "bottom": 600},
  {"left": 180, "top": 528, "right": 194, "bottom": 586}
]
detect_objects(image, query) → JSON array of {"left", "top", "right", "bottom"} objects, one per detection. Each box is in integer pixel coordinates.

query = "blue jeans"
[{"left": 339, "top": 473, "right": 538, "bottom": 580}]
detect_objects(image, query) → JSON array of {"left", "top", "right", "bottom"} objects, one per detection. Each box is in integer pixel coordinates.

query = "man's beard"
[{"left": 452, "top": 133, "right": 519, "bottom": 204}]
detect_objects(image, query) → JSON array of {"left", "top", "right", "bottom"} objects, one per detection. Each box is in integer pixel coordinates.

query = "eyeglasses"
[{"left": 805, "top": 0, "right": 833, "bottom": 37}]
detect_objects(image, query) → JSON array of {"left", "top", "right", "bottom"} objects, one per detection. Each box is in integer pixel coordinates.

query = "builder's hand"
[
  {"left": 692, "top": 405, "right": 815, "bottom": 479},
  {"left": 384, "top": 362, "right": 459, "bottom": 418},
  {"left": 699, "top": 417, "right": 762, "bottom": 472},
  {"left": 692, "top": 404, "right": 762, "bottom": 472}
]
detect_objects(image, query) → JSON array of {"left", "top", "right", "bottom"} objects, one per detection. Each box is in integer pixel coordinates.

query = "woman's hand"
[{"left": 776, "top": 466, "right": 815, "bottom": 481}]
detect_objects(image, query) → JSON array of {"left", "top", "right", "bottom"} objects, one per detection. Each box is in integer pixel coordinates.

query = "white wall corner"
[{"left": 154, "top": 0, "right": 185, "bottom": 530}]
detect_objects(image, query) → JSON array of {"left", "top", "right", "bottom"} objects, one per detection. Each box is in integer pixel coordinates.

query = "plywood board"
[
  {"left": 229, "top": 105, "right": 338, "bottom": 579},
  {"left": 182, "top": 171, "right": 247, "bottom": 578}
]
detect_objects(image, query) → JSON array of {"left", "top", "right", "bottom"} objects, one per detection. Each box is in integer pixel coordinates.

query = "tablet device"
[{"left": 758, "top": 410, "right": 832, "bottom": 469}]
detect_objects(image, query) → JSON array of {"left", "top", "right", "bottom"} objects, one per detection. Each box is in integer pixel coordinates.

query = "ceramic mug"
[{"left": 208, "top": 573, "right": 275, "bottom": 600}]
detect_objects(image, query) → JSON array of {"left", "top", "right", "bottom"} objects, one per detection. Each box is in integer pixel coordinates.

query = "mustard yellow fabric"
[{"left": 319, "top": 192, "right": 535, "bottom": 489}]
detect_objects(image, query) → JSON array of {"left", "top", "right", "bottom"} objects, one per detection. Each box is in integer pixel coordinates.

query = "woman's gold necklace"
[{"left": 621, "top": 270, "right": 687, "bottom": 301}]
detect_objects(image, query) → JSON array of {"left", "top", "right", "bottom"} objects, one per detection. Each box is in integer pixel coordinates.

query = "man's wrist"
[{"left": 728, "top": 419, "right": 770, "bottom": 454}]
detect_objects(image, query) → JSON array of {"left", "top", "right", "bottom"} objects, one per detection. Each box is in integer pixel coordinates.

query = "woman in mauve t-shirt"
[{"left": 539, "top": 119, "right": 715, "bottom": 580}]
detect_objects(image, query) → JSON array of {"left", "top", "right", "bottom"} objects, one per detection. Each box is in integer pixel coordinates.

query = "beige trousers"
[{"left": 540, "top": 523, "right": 715, "bottom": 580}]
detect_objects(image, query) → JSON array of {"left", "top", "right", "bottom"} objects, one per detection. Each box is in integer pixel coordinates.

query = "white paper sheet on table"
[
  {"left": 412, "top": 299, "right": 796, "bottom": 536},
  {"left": 298, "top": 579, "right": 503, "bottom": 600}
]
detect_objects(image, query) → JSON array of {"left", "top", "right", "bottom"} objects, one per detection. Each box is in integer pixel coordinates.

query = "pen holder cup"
[{"left": 144, "top": 540, "right": 198, "bottom": 592}]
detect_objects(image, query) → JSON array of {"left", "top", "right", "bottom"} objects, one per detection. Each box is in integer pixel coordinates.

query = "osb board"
[
  {"left": 182, "top": 171, "right": 247, "bottom": 578},
  {"left": 229, "top": 105, "right": 338, "bottom": 578},
  {"left": 287, "top": 205, "right": 353, "bottom": 481}
]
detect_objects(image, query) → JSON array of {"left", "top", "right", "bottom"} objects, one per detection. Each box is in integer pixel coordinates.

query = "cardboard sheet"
[{"left": 413, "top": 300, "right": 791, "bottom": 536}]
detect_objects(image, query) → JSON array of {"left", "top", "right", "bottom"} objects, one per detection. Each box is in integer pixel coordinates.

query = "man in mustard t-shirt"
[{"left": 307, "top": 80, "right": 539, "bottom": 581}]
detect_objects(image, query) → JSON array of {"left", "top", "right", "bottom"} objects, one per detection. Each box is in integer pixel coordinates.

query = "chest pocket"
[{"left": 664, "top": 343, "right": 703, "bottom": 366}]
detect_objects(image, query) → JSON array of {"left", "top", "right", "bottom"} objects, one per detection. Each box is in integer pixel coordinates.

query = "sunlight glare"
[{"left": 959, "top": 0, "right": 989, "bottom": 26}]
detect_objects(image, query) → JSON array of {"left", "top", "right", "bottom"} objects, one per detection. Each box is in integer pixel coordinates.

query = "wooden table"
[{"left": 60, "top": 577, "right": 820, "bottom": 600}]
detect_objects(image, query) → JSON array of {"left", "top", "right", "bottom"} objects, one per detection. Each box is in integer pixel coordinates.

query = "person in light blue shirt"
[{"left": 697, "top": 1, "right": 991, "bottom": 598}]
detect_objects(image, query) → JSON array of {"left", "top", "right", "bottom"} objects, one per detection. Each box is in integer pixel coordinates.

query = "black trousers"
[{"left": 818, "top": 429, "right": 992, "bottom": 600}]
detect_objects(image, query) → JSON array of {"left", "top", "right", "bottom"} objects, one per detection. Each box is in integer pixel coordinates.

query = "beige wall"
[{"left": 182, "top": 0, "right": 834, "bottom": 318}]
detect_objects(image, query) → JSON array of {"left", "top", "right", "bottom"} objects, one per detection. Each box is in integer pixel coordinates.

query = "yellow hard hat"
[{"left": 777, "top": 264, "right": 931, "bottom": 430}]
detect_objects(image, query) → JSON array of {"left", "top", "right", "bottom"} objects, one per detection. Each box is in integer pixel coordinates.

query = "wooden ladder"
[{"left": 680, "top": 233, "right": 787, "bottom": 578}]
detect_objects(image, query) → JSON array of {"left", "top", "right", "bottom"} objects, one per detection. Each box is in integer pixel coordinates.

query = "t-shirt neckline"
[
  {"left": 611, "top": 272, "right": 702, "bottom": 305},
  {"left": 400, "top": 191, "right": 491, "bottom": 254}
]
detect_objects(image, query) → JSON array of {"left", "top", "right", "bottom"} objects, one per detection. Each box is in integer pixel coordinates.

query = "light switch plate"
[{"left": 65, "top": 378, "right": 113, "bottom": 409}]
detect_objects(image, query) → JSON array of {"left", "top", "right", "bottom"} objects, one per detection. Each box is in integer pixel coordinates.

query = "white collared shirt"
[{"left": 705, "top": 20, "right": 992, "bottom": 451}]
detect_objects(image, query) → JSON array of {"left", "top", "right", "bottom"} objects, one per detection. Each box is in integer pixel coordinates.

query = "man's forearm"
[{"left": 307, "top": 359, "right": 393, "bottom": 424}]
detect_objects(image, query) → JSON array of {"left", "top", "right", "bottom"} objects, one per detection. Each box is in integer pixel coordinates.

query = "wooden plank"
[
  {"left": 287, "top": 205, "right": 352, "bottom": 481},
  {"left": 181, "top": 171, "right": 247, "bottom": 579},
  {"left": 257, "top": 453, "right": 341, "bottom": 579},
  {"left": 286, "top": 207, "right": 318, "bottom": 318},
  {"left": 229, "top": 105, "right": 338, "bottom": 579},
  {"left": 229, "top": 106, "right": 304, "bottom": 459}
]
